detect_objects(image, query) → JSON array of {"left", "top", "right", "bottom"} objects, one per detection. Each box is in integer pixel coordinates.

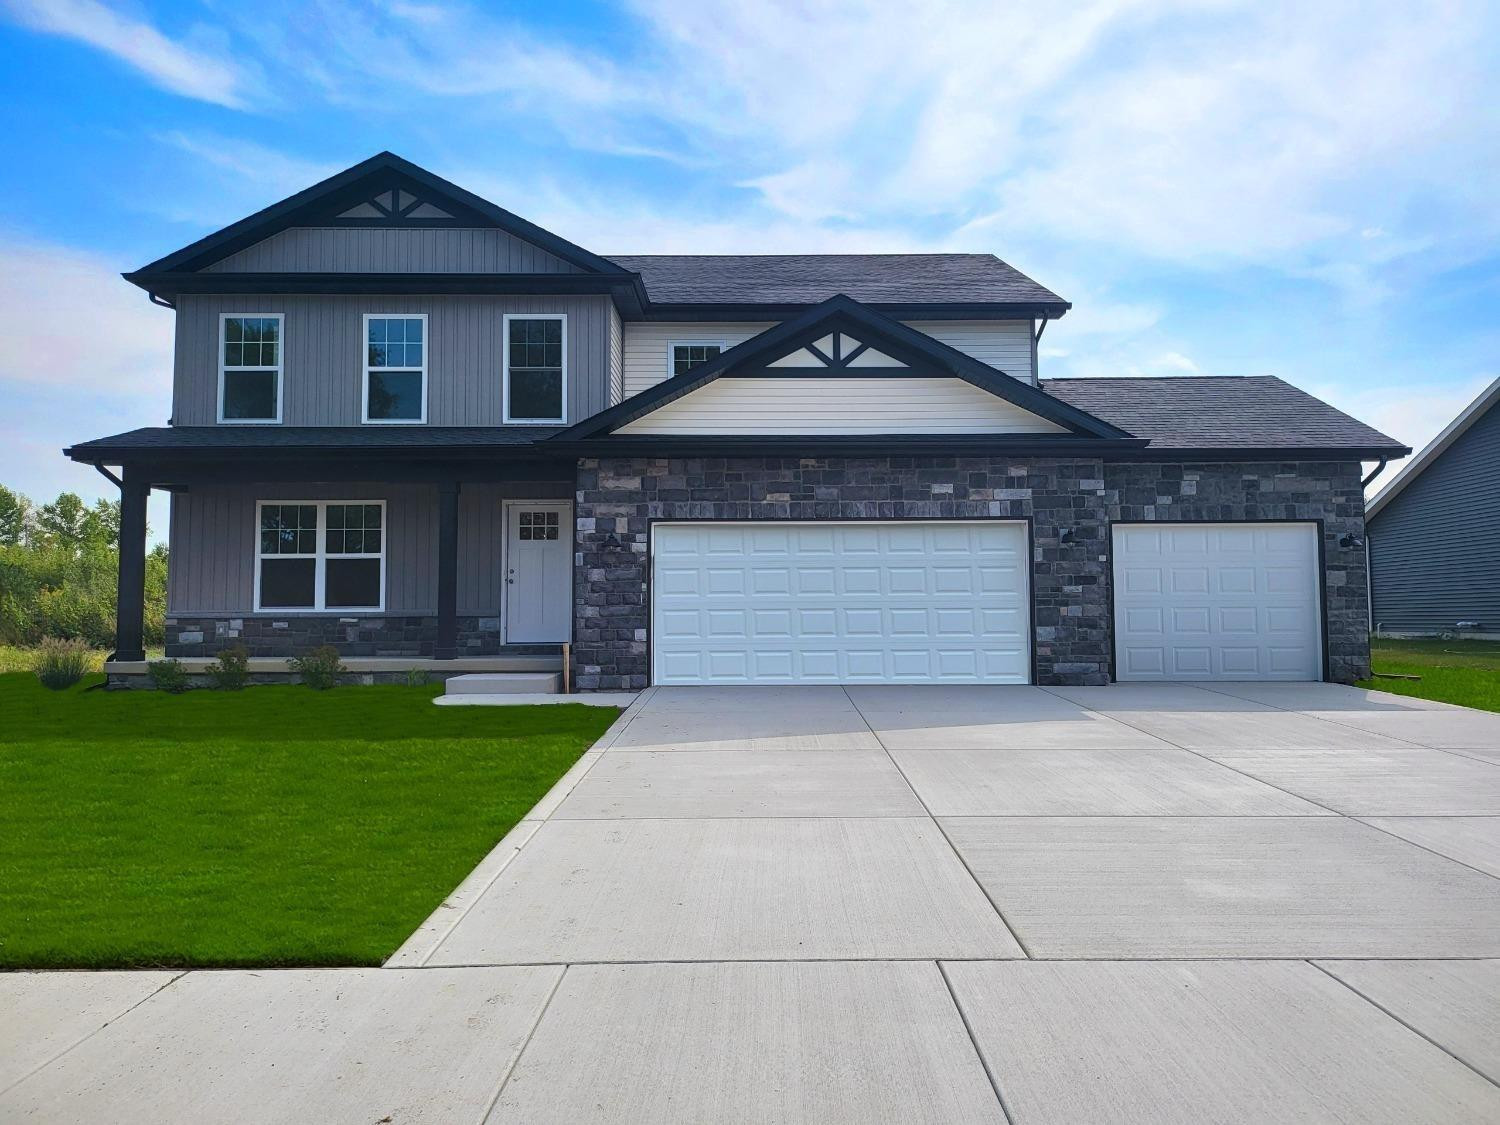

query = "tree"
[
  {"left": 0, "top": 485, "right": 30, "bottom": 546},
  {"left": 35, "top": 493, "right": 118, "bottom": 553}
]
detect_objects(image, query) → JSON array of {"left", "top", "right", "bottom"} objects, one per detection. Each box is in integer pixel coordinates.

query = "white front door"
[
  {"left": 504, "top": 501, "right": 572, "bottom": 644},
  {"left": 651, "top": 520, "right": 1031, "bottom": 684},
  {"left": 1112, "top": 521, "right": 1322, "bottom": 681}
]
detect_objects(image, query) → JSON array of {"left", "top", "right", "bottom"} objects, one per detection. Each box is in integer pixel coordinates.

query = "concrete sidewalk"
[{"left": 5, "top": 683, "right": 1500, "bottom": 1122}]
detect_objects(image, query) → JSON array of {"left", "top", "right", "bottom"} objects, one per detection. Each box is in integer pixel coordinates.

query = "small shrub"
[
  {"left": 33, "top": 638, "right": 95, "bottom": 690},
  {"left": 147, "top": 658, "right": 190, "bottom": 693},
  {"left": 404, "top": 667, "right": 431, "bottom": 687},
  {"left": 207, "top": 643, "right": 251, "bottom": 690},
  {"left": 289, "top": 644, "right": 346, "bottom": 690}
]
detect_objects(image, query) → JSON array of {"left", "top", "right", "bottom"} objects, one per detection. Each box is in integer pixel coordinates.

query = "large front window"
[
  {"left": 256, "top": 501, "right": 384, "bottom": 611},
  {"left": 220, "top": 315, "right": 282, "bottom": 422},
  {"left": 363, "top": 315, "right": 426, "bottom": 423},
  {"left": 504, "top": 314, "right": 565, "bottom": 423}
]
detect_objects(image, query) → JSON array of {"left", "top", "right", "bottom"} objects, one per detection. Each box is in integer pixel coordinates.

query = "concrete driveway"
[{"left": 6, "top": 683, "right": 1500, "bottom": 1122}]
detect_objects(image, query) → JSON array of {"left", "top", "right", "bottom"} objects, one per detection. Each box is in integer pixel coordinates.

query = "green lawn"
[
  {"left": 1358, "top": 638, "right": 1500, "bottom": 713},
  {"left": 0, "top": 673, "right": 618, "bottom": 969}
]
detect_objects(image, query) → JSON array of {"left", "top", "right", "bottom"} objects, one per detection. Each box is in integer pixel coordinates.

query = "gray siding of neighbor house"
[
  {"left": 167, "top": 479, "right": 571, "bottom": 617},
  {"left": 1369, "top": 403, "right": 1500, "bottom": 634},
  {"left": 203, "top": 227, "right": 586, "bottom": 273},
  {"left": 172, "top": 294, "right": 613, "bottom": 426}
]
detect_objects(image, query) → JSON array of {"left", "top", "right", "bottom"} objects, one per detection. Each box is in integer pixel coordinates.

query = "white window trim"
[
  {"left": 218, "top": 313, "right": 284, "bottom": 425},
  {"left": 503, "top": 312, "right": 568, "bottom": 424},
  {"left": 666, "top": 339, "right": 728, "bottom": 379},
  {"left": 361, "top": 313, "right": 429, "bottom": 425},
  {"left": 253, "top": 500, "right": 386, "bottom": 613}
]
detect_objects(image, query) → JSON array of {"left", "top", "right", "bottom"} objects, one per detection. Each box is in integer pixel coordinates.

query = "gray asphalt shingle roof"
[
  {"left": 1042, "top": 376, "right": 1406, "bottom": 452},
  {"left": 65, "top": 426, "right": 563, "bottom": 456},
  {"left": 605, "top": 253, "right": 1068, "bottom": 307}
]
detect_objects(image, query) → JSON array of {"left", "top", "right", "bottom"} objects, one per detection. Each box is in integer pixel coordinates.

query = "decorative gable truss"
[
  {"left": 554, "top": 295, "right": 1141, "bottom": 443},
  {"left": 334, "top": 188, "right": 455, "bottom": 222}
]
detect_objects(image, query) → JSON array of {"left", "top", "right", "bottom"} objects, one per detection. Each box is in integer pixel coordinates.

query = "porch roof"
[{"left": 65, "top": 425, "right": 566, "bottom": 462}]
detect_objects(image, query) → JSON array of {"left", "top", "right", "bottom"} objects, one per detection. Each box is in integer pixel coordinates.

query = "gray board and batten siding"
[
  {"left": 1368, "top": 398, "right": 1500, "bottom": 635},
  {"left": 172, "top": 294, "right": 615, "bottom": 426},
  {"left": 167, "top": 480, "right": 571, "bottom": 618},
  {"left": 202, "top": 227, "right": 587, "bottom": 274}
]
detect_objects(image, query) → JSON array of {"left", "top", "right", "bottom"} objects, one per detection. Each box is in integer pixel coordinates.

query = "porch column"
[
  {"left": 114, "top": 468, "right": 150, "bottom": 663},
  {"left": 435, "top": 480, "right": 461, "bottom": 659}
]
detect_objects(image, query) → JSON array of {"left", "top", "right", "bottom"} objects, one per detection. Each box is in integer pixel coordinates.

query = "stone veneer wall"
[
  {"left": 573, "top": 456, "right": 1113, "bottom": 690},
  {"left": 1103, "top": 460, "right": 1370, "bottom": 682},
  {"left": 164, "top": 615, "right": 506, "bottom": 658}
]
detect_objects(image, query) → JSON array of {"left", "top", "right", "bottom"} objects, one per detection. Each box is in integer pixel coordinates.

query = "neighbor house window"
[
  {"left": 504, "top": 314, "right": 566, "bottom": 423},
  {"left": 219, "top": 315, "right": 282, "bottom": 422},
  {"left": 363, "top": 315, "right": 427, "bottom": 423},
  {"left": 670, "top": 342, "right": 724, "bottom": 376},
  {"left": 255, "top": 501, "right": 384, "bottom": 611}
]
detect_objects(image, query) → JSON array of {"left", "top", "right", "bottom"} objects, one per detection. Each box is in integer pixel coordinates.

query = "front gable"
[
  {"left": 128, "top": 152, "right": 630, "bottom": 281},
  {"left": 557, "top": 295, "right": 1136, "bottom": 443}
]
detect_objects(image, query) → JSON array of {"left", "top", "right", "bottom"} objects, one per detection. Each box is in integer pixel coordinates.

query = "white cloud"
[
  {"left": 0, "top": 237, "right": 172, "bottom": 397},
  {"left": 1311, "top": 373, "right": 1497, "bottom": 459},
  {"left": 2, "top": 0, "right": 259, "bottom": 108}
]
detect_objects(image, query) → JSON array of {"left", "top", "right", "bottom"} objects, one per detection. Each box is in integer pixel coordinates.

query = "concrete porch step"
[{"left": 443, "top": 672, "right": 562, "bottom": 696}]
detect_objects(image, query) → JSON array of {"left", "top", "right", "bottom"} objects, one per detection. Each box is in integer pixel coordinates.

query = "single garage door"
[
  {"left": 1112, "top": 522, "right": 1322, "bottom": 681},
  {"left": 651, "top": 521, "right": 1030, "bottom": 685}
]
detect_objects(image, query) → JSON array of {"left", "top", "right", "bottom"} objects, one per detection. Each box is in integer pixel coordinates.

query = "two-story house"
[{"left": 66, "top": 153, "right": 1408, "bottom": 689}]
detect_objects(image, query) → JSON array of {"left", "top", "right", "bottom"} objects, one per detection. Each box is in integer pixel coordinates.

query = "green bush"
[
  {"left": 147, "top": 659, "right": 190, "bottom": 693},
  {"left": 207, "top": 644, "right": 251, "bottom": 690},
  {"left": 404, "top": 667, "right": 431, "bottom": 687},
  {"left": 289, "top": 645, "right": 346, "bottom": 690},
  {"left": 0, "top": 486, "right": 168, "bottom": 649},
  {"left": 33, "top": 638, "right": 96, "bottom": 690}
]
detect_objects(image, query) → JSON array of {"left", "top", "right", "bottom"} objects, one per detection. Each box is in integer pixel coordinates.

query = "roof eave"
[{"left": 1366, "top": 377, "right": 1500, "bottom": 520}]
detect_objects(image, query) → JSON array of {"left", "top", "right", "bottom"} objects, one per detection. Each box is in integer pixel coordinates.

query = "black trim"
[
  {"left": 130, "top": 152, "right": 630, "bottom": 278},
  {"left": 642, "top": 516, "right": 1037, "bottom": 687},
  {"left": 127, "top": 270, "right": 650, "bottom": 300},
  {"left": 70, "top": 457, "right": 574, "bottom": 488},
  {"left": 552, "top": 295, "right": 1135, "bottom": 443},
  {"left": 1106, "top": 446, "right": 1410, "bottom": 462},
  {"left": 635, "top": 301, "right": 1070, "bottom": 322},
  {"left": 552, "top": 436, "right": 1147, "bottom": 457},
  {"left": 1105, "top": 518, "right": 1331, "bottom": 684}
]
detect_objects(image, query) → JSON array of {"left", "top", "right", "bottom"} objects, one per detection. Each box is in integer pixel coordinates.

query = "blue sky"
[{"left": 1, "top": 0, "right": 1497, "bottom": 538}]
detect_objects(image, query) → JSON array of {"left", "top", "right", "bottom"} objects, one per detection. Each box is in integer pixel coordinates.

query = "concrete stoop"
[{"left": 435, "top": 672, "right": 636, "bottom": 707}]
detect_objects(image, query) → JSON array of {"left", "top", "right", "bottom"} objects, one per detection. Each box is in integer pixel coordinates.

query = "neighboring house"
[
  {"left": 66, "top": 153, "right": 1408, "bottom": 688},
  {"left": 1366, "top": 378, "right": 1500, "bottom": 638}
]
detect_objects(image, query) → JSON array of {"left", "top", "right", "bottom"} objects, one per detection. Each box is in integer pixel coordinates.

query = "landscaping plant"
[
  {"left": 207, "top": 643, "right": 251, "bottom": 690},
  {"left": 147, "top": 658, "right": 190, "bottom": 693},
  {"left": 290, "top": 644, "right": 346, "bottom": 689},
  {"left": 32, "top": 637, "right": 95, "bottom": 690}
]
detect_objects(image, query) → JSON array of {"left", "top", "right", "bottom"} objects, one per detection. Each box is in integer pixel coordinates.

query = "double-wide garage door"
[
  {"left": 651, "top": 521, "right": 1030, "bottom": 685},
  {"left": 1112, "top": 522, "right": 1322, "bottom": 681}
]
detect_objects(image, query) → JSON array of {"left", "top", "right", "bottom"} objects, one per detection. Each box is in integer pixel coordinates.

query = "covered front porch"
[{"left": 63, "top": 429, "right": 580, "bottom": 680}]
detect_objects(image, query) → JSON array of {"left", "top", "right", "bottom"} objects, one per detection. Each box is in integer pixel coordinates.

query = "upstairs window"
[
  {"left": 670, "top": 342, "right": 724, "bottom": 376},
  {"left": 220, "top": 315, "right": 282, "bottom": 422},
  {"left": 364, "top": 315, "right": 426, "bottom": 423},
  {"left": 256, "top": 501, "right": 384, "bottom": 611},
  {"left": 504, "top": 314, "right": 566, "bottom": 423}
]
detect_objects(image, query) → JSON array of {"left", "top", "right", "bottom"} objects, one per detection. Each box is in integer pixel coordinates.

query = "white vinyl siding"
[
  {"left": 914, "top": 321, "right": 1034, "bottom": 380},
  {"left": 623, "top": 323, "right": 765, "bottom": 396},
  {"left": 651, "top": 521, "right": 1031, "bottom": 685},
  {"left": 615, "top": 377, "right": 1068, "bottom": 436},
  {"left": 620, "top": 320, "right": 1035, "bottom": 398}
]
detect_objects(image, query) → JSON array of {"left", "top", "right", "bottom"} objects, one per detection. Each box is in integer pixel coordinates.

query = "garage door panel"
[
  {"left": 652, "top": 521, "right": 1030, "bottom": 685},
  {"left": 1113, "top": 522, "right": 1320, "bottom": 682}
]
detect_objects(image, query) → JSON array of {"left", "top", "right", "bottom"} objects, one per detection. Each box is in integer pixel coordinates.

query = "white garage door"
[
  {"left": 651, "top": 521, "right": 1030, "bottom": 685},
  {"left": 1112, "top": 522, "right": 1322, "bottom": 681}
]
